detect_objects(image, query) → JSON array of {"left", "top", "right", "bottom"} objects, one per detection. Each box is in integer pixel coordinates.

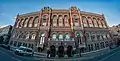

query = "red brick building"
[{"left": 9, "top": 6, "right": 111, "bottom": 53}]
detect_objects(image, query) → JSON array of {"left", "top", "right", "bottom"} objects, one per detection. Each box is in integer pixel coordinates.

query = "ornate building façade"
[{"left": 9, "top": 6, "right": 112, "bottom": 54}]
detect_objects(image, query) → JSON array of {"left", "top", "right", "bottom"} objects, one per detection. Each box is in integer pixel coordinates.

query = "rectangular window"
[
  {"left": 97, "top": 43, "right": 100, "bottom": 49},
  {"left": 88, "top": 45, "right": 91, "bottom": 51},
  {"left": 95, "top": 43, "right": 100, "bottom": 50},
  {"left": 88, "top": 44, "right": 93, "bottom": 51},
  {"left": 91, "top": 44, "right": 94, "bottom": 51}
]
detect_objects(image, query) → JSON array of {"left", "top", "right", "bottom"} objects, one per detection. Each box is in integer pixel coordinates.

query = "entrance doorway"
[
  {"left": 50, "top": 45, "right": 56, "bottom": 57},
  {"left": 38, "top": 47, "right": 43, "bottom": 52},
  {"left": 58, "top": 46, "right": 64, "bottom": 58},
  {"left": 67, "top": 45, "right": 73, "bottom": 57}
]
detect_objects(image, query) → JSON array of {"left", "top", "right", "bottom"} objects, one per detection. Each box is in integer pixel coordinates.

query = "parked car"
[{"left": 15, "top": 46, "right": 33, "bottom": 56}]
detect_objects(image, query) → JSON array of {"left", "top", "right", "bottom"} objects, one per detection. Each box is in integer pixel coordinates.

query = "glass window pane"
[{"left": 59, "top": 34, "right": 63, "bottom": 39}]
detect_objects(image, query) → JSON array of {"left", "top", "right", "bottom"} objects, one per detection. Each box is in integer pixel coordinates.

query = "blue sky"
[{"left": 0, "top": 0, "right": 120, "bottom": 27}]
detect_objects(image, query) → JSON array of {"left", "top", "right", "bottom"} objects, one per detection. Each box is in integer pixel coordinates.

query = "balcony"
[
  {"left": 48, "top": 38, "right": 74, "bottom": 41},
  {"left": 48, "top": 38, "right": 75, "bottom": 48}
]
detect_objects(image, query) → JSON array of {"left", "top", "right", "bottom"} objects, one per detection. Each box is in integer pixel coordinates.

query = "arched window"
[
  {"left": 23, "top": 33, "right": 26, "bottom": 39},
  {"left": 19, "top": 32, "right": 23, "bottom": 39},
  {"left": 76, "top": 32, "right": 82, "bottom": 37},
  {"left": 41, "top": 33, "right": 45, "bottom": 36},
  {"left": 88, "top": 17, "right": 93, "bottom": 27},
  {"left": 12, "top": 34, "right": 15, "bottom": 38},
  {"left": 101, "top": 19, "right": 107, "bottom": 28},
  {"left": 25, "top": 33, "right": 30, "bottom": 39},
  {"left": 52, "top": 33, "right": 57, "bottom": 39},
  {"left": 103, "top": 34, "right": 107, "bottom": 39},
  {"left": 96, "top": 33, "right": 101, "bottom": 40},
  {"left": 73, "top": 15, "right": 79, "bottom": 26},
  {"left": 91, "top": 32, "right": 96, "bottom": 41},
  {"left": 99, "top": 33, "right": 103, "bottom": 40},
  {"left": 16, "top": 19, "right": 20, "bottom": 28},
  {"left": 107, "top": 33, "right": 110, "bottom": 39},
  {"left": 58, "top": 15, "right": 63, "bottom": 27},
  {"left": 19, "top": 19, "right": 24, "bottom": 28},
  {"left": 42, "top": 15, "right": 47, "bottom": 26},
  {"left": 58, "top": 33, "right": 63, "bottom": 40},
  {"left": 52, "top": 15, "right": 57, "bottom": 27},
  {"left": 86, "top": 32, "right": 91, "bottom": 41},
  {"left": 40, "top": 33, "right": 45, "bottom": 44},
  {"left": 23, "top": 18, "right": 28, "bottom": 27},
  {"left": 97, "top": 18, "right": 102, "bottom": 28},
  {"left": 64, "top": 15, "right": 69, "bottom": 27},
  {"left": 33, "top": 17, "right": 39, "bottom": 27},
  {"left": 65, "top": 33, "right": 70, "bottom": 39},
  {"left": 12, "top": 30, "right": 16, "bottom": 38},
  {"left": 15, "top": 32, "right": 19, "bottom": 39},
  {"left": 28, "top": 17, "right": 33, "bottom": 27},
  {"left": 31, "top": 33, "right": 36, "bottom": 40},
  {"left": 93, "top": 18, "right": 98, "bottom": 27},
  {"left": 82, "top": 16, "right": 88, "bottom": 27}
]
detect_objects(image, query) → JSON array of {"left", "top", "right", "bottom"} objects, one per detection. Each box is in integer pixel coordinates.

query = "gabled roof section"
[
  {"left": 19, "top": 11, "right": 40, "bottom": 17},
  {"left": 80, "top": 11, "right": 102, "bottom": 16}
]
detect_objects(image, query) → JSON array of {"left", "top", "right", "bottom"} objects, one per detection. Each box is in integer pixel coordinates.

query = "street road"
[
  {"left": 0, "top": 47, "right": 41, "bottom": 61},
  {"left": 98, "top": 49, "right": 120, "bottom": 61},
  {"left": 0, "top": 46, "right": 120, "bottom": 61},
  {"left": 0, "top": 51, "right": 20, "bottom": 61}
]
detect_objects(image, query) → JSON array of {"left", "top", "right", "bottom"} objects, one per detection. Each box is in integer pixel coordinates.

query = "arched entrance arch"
[
  {"left": 50, "top": 45, "right": 56, "bottom": 57},
  {"left": 58, "top": 46, "right": 64, "bottom": 58},
  {"left": 67, "top": 45, "right": 73, "bottom": 57},
  {"left": 37, "top": 47, "right": 43, "bottom": 52}
]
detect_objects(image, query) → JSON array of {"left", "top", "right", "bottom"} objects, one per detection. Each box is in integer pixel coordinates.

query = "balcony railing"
[{"left": 48, "top": 38, "right": 75, "bottom": 41}]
